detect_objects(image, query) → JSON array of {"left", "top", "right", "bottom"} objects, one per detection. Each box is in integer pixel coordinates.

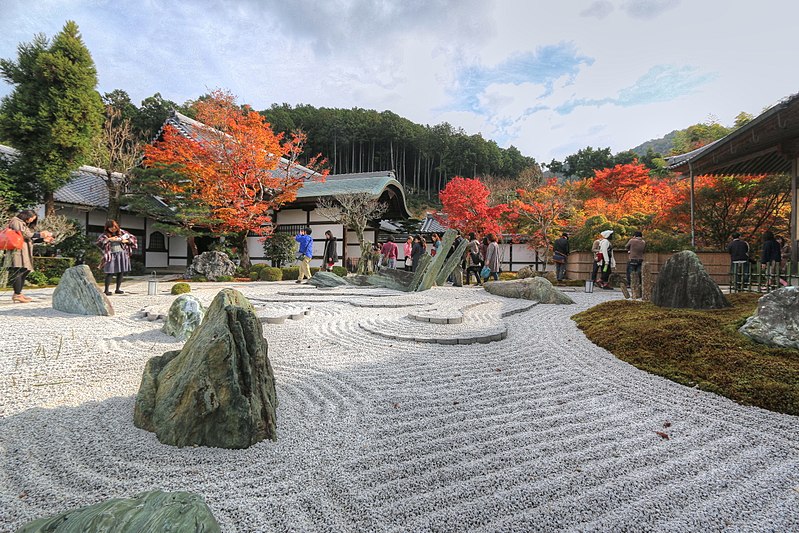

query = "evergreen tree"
[{"left": 0, "top": 20, "right": 103, "bottom": 215}]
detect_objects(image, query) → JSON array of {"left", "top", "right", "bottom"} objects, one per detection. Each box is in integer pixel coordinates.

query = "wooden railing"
[{"left": 565, "top": 251, "right": 794, "bottom": 293}]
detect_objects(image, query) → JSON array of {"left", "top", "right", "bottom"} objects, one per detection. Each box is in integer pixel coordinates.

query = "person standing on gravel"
[
  {"left": 5, "top": 210, "right": 53, "bottom": 303},
  {"left": 380, "top": 236, "right": 398, "bottom": 269},
  {"left": 403, "top": 236, "right": 413, "bottom": 271},
  {"left": 596, "top": 230, "right": 615, "bottom": 290},
  {"left": 484, "top": 233, "right": 501, "bottom": 281},
  {"left": 552, "top": 232, "right": 569, "bottom": 282},
  {"left": 96, "top": 219, "right": 137, "bottom": 296},
  {"left": 625, "top": 231, "right": 646, "bottom": 288},
  {"left": 465, "top": 232, "right": 483, "bottom": 285},
  {"left": 322, "top": 230, "right": 337, "bottom": 271},
  {"left": 727, "top": 232, "right": 750, "bottom": 291},
  {"left": 295, "top": 227, "right": 313, "bottom": 283}
]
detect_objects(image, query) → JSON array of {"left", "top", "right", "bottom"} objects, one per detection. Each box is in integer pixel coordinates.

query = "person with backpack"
[
  {"left": 295, "top": 227, "right": 313, "bottom": 283},
  {"left": 552, "top": 232, "right": 569, "bottom": 282},
  {"left": 465, "top": 232, "right": 483, "bottom": 285},
  {"left": 595, "top": 230, "right": 615, "bottom": 290},
  {"left": 380, "top": 236, "right": 399, "bottom": 269},
  {"left": 625, "top": 231, "right": 646, "bottom": 289}
]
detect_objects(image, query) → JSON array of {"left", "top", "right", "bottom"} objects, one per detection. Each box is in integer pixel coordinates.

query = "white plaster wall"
[
  {"left": 146, "top": 252, "right": 168, "bottom": 268},
  {"left": 309, "top": 210, "right": 337, "bottom": 223},
  {"left": 88, "top": 210, "right": 108, "bottom": 226},
  {"left": 275, "top": 209, "right": 307, "bottom": 225},
  {"left": 119, "top": 213, "right": 145, "bottom": 229},
  {"left": 53, "top": 206, "right": 87, "bottom": 228}
]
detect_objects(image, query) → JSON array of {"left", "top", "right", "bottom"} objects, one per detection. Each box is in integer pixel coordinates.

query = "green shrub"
[
  {"left": 190, "top": 276, "right": 207, "bottom": 282},
  {"left": 499, "top": 272, "right": 516, "bottom": 281},
  {"left": 48, "top": 276, "right": 61, "bottom": 285},
  {"left": 216, "top": 275, "right": 234, "bottom": 282},
  {"left": 26, "top": 271, "right": 48, "bottom": 286},
  {"left": 249, "top": 271, "right": 259, "bottom": 281},
  {"left": 281, "top": 267, "right": 299, "bottom": 280},
  {"left": 259, "top": 267, "right": 282, "bottom": 281},
  {"left": 310, "top": 267, "right": 320, "bottom": 275},
  {"left": 171, "top": 282, "right": 191, "bottom": 295},
  {"left": 250, "top": 263, "right": 268, "bottom": 272},
  {"left": 33, "top": 257, "right": 75, "bottom": 279},
  {"left": 332, "top": 266, "right": 347, "bottom": 277}
]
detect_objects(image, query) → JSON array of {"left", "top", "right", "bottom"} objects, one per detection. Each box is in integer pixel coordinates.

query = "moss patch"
[{"left": 572, "top": 293, "right": 799, "bottom": 416}]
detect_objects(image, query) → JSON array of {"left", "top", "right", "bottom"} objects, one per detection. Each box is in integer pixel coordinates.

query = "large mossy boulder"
[
  {"left": 162, "top": 294, "right": 205, "bottom": 341},
  {"left": 185, "top": 251, "right": 235, "bottom": 281},
  {"left": 652, "top": 250, "right": 729, "bottom": 309},
  {"left": 52, "top": 265, "right": 114, "bottom": 316},
  {"left": 739, "top": 286, "right": 799, "bottom": 349},
  {"left": 307, "top": 270, "right": 351, "bottom": 288},
  {"left": 134, "top": 288, "right": 277, "bottom": 448},
  {"left": 484, "top": 277, "right": 574, "bottom": 304},
  {"left": 17, "top": 490, "right": 221, "bottom": 533}
]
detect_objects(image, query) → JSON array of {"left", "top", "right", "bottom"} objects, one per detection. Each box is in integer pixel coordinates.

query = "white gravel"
[{"left": 0, "top": 281, "right": 797, "bottom": 532}]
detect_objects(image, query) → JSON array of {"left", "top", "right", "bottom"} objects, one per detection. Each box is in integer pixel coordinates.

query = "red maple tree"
[{"left": 438, "top": 176, "right": 508, "bottom": 236}]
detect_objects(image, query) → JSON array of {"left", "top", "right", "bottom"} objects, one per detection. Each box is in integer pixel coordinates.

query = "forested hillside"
[{"left": 260, "top": 104, "right": 538, "bottom": 199}]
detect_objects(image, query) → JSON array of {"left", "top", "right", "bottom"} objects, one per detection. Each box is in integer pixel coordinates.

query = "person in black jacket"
[
  {"left": 727, "top": 232, "right": 750, "bottom": 291},
  {"left": 760, "top": 230, "right": 781, "bottom": 289},
  {"left": 552, "top": 232, "right": 569, "bottom": 282}
]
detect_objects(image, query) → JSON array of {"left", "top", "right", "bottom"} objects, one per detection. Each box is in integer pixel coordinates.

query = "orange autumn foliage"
[{"left": 144, "top": 90, "right": 328, "bottom": 237}]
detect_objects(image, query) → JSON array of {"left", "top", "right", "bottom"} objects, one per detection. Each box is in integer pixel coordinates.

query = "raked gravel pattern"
[{"left": 0, "top": 281, "right": 797, "bottom": 532}]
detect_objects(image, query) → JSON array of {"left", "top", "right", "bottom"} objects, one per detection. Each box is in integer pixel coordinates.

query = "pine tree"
[{"left": 0, "top": 20, "right": 103, "bottom": 215}]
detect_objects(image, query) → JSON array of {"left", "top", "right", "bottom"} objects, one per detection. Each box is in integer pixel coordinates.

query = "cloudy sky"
[{"left": 1, "top": 0, "right": 797, "bottom": 163}]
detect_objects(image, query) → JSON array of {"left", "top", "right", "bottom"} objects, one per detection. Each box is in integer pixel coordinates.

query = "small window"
[{"left": 148, "top": 231, "right": 167, "bottom": 252}]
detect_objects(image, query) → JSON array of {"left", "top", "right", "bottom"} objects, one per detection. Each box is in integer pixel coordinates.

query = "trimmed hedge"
[
  {"left": 216, "top": 275, "right": 234, "bottom": 282},
  {"left": 281, "top": 267, "right": 299, "bottom": 280},
  {"left": 259, "top": 267, "right": 282, "bottom": 281},
  {"left": 33, "top": 257, "right": 75, "bottom": 279},
  {"left": 26, "top": 271, "right": 48, "bottom": 286},
  {"left": 332, "top": 266, "right": 347, "bottom": 277},
  {"left": 171, "top": 282, "right": 191, "bottom": 295},
  {"left": 249, "top": 271, "right": 259, "bottom": 281}
]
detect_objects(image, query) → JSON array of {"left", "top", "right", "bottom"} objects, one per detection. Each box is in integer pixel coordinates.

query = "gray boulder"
[
  {"left": 516, "top": 266, "right": 534, "bottom": 279},
  {"left": 134, "top": 288, "right": 277, "bottom": 448},
  {"left": 484, "top": 277, "right": 574, "bottom": 304},
  {"left": 17, "top": 490, "right": 220, "bottom": 533},
  {"left": 185, "top": 251, "right": 235, "bottom": 281},
  {"left": 739, "top": 286, "right": 799, "bottom": 349},
  {"left": 162, "top": 294, "right": 205, "bottom": 341},
  {"left": 52, "top": 265, "right": 114, "bottom": 316},
  {"left": 652, "top": 250, "right": 729, "bottom": 309},
  {"left": 308, "top": 270, "right": 350, "bottom": 288}
]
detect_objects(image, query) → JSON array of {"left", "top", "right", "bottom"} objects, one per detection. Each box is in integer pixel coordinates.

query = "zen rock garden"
[{"left": 6, "top": 249, "right": 798, "bottom": 531}]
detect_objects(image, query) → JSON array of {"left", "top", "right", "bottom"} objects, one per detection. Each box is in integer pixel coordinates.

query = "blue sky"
[{"left": 1, "top": 0, "right": 797, "bottom": 162}]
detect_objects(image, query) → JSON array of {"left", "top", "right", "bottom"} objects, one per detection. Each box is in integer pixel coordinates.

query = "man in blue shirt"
[{"left": 295, "top": 227, "right": 313, "bottom": 283}]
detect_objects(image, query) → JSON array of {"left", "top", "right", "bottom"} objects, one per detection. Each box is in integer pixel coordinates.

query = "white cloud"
[{"left": 1, "top": 0, "right": 798, "bottom": 164}]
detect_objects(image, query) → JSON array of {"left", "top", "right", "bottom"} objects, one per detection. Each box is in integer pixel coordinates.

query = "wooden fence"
[{"left": 564, "top": 251, "right": 796, "bottom": 293}]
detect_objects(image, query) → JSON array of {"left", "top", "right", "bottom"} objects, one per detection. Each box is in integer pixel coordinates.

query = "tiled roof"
[
  {"left": 0, "top": 144, "right": 121, "bottom": 208},
  {"left": 420, "top": 213, "right": 448, "bottom": 233},
  {"left": 295, "top": 172, "right": 399, "bottom": 199}
]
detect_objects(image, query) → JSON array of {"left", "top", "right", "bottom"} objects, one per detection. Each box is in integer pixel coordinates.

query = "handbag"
[
  {"left": 295, "top": 252, "right": 304, "bottom": 261},
  {"left": 0, "top": 228, "right": 23, "bottom": 250},
  {"left": 553, "top": 251, "right": 566, "bottom": 264},
  {"left": 480, "top": 266, "right": 491, "bottom": 279}
]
